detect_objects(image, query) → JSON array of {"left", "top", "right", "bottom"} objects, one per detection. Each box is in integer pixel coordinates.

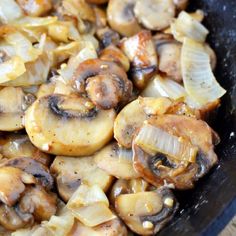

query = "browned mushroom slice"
[
  {"left": 0, "top": 134, "right": 51, "bottom": 166},
  {"left": 18, "top": 185, "right": 57, "bottom": 221},
  {"left": 109, "top": 178, "right": 150, "bottom": 205},
  {"left": 134, "top": 0, "right": 175, "bottom": 31},
  {"left": 0, "top": 204, "right": 33, "bottom": 231},
  {"left": 94, "top": 142, "right": 139, "bottom": 179},
  {"left": 100, "top": 45, "right": 130, "bottom": 72},
  {"left": 107, "top": 0, "right": 141, "bottom": 37},
  {"left": 115, "top": 188, "right": 178, "bottom": 235},
  {"left": 133, "top": 115, "right": 219, "bottom": 189},
  {"left": 50, "top": 155, "right": 113, "bottom": 202},
  {"left": 25, "top": 94, "right": 116, "bottom": 156},
  {"left": 93, "top": 6, "right": 107, "bottom": 29},
  {"left": 156, "top": 39, "right": 182, "bottom": 82},
  {"left": 114, "top": 99, "right": 147, "bottom": 148},
  {"left": 16, "top": 0, "right": 52, "bottom": 16},
  {"left": 0, "top": 167, "right": 35, "bottom": 207},
  {"left": 96, "top": 27, "right": 120, "bottom": 48},
  {"left": 2, "top": 157, "right": 54, "bottom": 190},
  {"left": 120, "top": 31, "right": 157, "bottom": 89},
  {"left": 72, "top": 59, "right": 132, "bottom": 109},
  {"left": 0, "top": 87, "right": 34, "bottom": 131}
]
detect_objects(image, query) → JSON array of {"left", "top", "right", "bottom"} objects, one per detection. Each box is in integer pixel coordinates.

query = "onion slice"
[
  {"left": 181, "top": 38, "right": 226, "bottom": 105},
  {"left": 171, "top": 11, "right": 209, "bottom": 43},
  {"left": 135, "top": 123, "right": 198, "bottom": 163}
]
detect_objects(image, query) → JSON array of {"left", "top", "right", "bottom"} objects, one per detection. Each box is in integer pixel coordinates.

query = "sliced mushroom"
[
  {"left": 0, "top": 87, "right": 34, "bottom": 131},
  {"left": 114, "top": 99, "right": 147, "bottom": 148},
  {"left": 2, "top": 157, "right": 54, "bottom": 190},
  {"left": 156, "top": 39, "right": 182, "bottom": 82},
  {"left": 134, "top": 0, "right": 175, "bottom": 31},
  {"left": 0, "top": 204, "right": 33, "bottom": 231},
  {"left": 115, "top": 188, "right": 178, "bottom": 235},
  {"left": 96, "top": 27, "right": 120, "bottom": 48},
  {"left": 0, "top": 167, "right": 35, "bottom": 206},
  {"left": 94, "top": 142, "right": 139, "bottom": 179},
  {"left": 120, "top": 31, "right": 157, "bottom": 89},
  {"left": 16, "top": 0, "right": 52, "bottom": 16},
  {"left": 100, "top": 45, "right": 130, "bottom": 72},
  {"left": 133, "top": 115, "right": 219, "bottom": 189},
  {"left": 107, "top": 0, "right": 141, "bottom": 37},
  {"left": 18, "top": 185, "right": 57, "bottom": 221},
  {"left": 93, "top": 6, "right": 107, "bottom": 29},
  {"left": 50, "top": 155, "right": 113, "bottom": 201},
  {"left": 72, "top": 59, "right": 132, "bottom": 109},
  {"left": 0, "top": 134, "right": 51, "bottom": 166},
  {"left": 109, "top": 178, "right": 150, "bottom": 205},
  {"left": 25, "top": 94, "right": 116, "bottom": 156}
]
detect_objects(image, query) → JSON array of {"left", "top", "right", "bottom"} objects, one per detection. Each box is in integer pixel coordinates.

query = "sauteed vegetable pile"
[{"left": 0, "top": 0, "right": 226, "bottom": 235}]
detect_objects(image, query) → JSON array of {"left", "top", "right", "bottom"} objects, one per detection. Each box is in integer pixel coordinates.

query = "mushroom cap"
[
  {"left": 25, "top": 94, "right": 116, "bottom": 156},
  {"left": 107, "top": 0, "right": 142, "bottom": 37}
]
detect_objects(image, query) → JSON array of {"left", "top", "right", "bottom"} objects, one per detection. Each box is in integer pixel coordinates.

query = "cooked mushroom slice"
[
  {"left": 16, "top": 0, "right": 52, "bottom": 16},
  {"left": 134, "top": 0, "right": 175, "bottom": 31},
  {"left": 133, "top": 115, "right": 219, "bottom": 189},
  {"left": 115, "top": 188, "right": 178, "bottom": 235},
  {"left": 0, "top": 204, "right": 33, "bottom": 231},
  {"left": 86, "top": 0, "right": 108, "bottom": 4},
  {"left": 100, "top": 45, "right": 130, "bottom": 72},
  {"left": 50, "top": 155, "right": 113, "bottom": 202},
  {"left": 69, "top": 218, "right": 128, "bottom": 236},
  {"left": 120, "top": 31, "right": 157, "bottom": 89},
  {"left": 18, "top": 185, "right": 57, "bottom": 221},
  {"left": 0, "top": 87, "right": 34, "bottom": 131},
  {"left": 156, "top": 39, "right": 182, "bottom": 82},
  {"left": 107, "top": 0, "right": 141, "bottom": 37},
  {"left": 94, "top": 142, "right": 139, "bottom": 179},
  {"left": 109, "top": 178, "right": 150, "bottom": 205},
  {"left": 2, "top": 157, "right": 54, "bottom": 190},
  {"left": 0, "top": 167, "right": 36, "bottom": 207},
  {"left": 114, "top": 99, "right": 147, "bottom": 148},
  {"left": 96, "top": 27, "right": 120, "bottom": 48},
  {"left": 173, "top": 0, "right": 189, "bottom": 11},
  {"left": 94, "top": 7, "right": 107, "bottom": 29},
  {"left": 25, "top": 94, "right": 116, "bottom": 156},
  {"left": 0, "top": 134, "right": 50, "bottom": 166},
  {"left": 73, "top": 59, "right": 132, "bottom": 109}
]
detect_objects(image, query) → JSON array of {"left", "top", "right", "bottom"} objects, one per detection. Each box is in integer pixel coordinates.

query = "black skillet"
[{"left": 158, "top": 1, "right": 236, "bottom": 235}]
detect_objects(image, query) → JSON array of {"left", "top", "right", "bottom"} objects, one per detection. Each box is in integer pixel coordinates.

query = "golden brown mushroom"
[
  {"left": 115, "top": 187, "right": 178, "bottom": 235},
  {"left": 133, "top": 115, "right": 219, "bottom": 189},
  {"left": 120, "top": 31, "right": 157, "bottom": 89},
  {"left": 72, "top": 58, "right": 132, "bottom": 109},
  {"left": 94, "top": 142, "right": 139, "bottom": 179},
  {"left": 134, "top": 0, "right": 175, "bottom": 31},
  {"left": 0, "top": 134, "right": 51, "bottom": 166},
  {"left": 0, "top": 87, "right": 35, "bottom": 131},
  {"left": 99, "top": 45, "right": 130, "bottom": 72},
  {"left": 173, "top": 0, "right": 189, "bottom": 11},
  {"left": 50, "top": 155, "right": 113, "bottom": 201},
  {"left": 107, "top": 0, "right": 142, "bottom": 36},
  {"left": 25, "top": 94, "right": 116, "bottom": 156},
  {"left": 16, "top": 0, "right": 52, "bottom": 17}
]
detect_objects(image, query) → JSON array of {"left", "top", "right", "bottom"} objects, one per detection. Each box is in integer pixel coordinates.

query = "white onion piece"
[
  {"left": 142, "top": 75, "right": 186, "bottom": 99},
  {"left": 135, "top": 123, "right": 198, "bottom": 163},
  {"left": 3, "top": 53, "right": 52, "bottom": 86},
  {"left": 181, "top": 38, "right": 226, "bottom": 105},
  {"left": 5, "top": 31, "right": 41, "bottom": 63},
  {"left": 118, "top": 147, "right": 133, "bottom": 162},
  {"left": 0, "top": 0, "right": 23, "bottom": 24},
  {"left": 0, "top": 56, "right": 26, "bottom": 84},
  {"left": 171, "top": 11, "right": 209, "bottom": 43}
]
